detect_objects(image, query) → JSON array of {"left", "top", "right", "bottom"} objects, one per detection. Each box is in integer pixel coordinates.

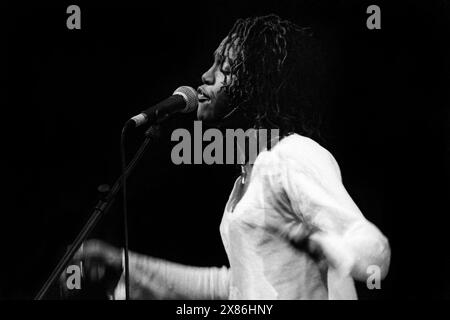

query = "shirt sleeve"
[
  {"left": 111, "top": 251, "right": 230, "bottom": 300},
  {"left": 274, "top": 135, "right": 366, "bottom": 235}
]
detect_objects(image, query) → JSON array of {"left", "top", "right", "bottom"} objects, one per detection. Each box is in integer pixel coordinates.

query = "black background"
[{"left": 5, "top": 0, "right": 450, "bottom": 299}]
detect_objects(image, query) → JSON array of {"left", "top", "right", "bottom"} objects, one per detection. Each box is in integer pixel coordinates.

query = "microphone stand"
[{"left": 34, "top": 125, "right": 160, "bottom": 300}]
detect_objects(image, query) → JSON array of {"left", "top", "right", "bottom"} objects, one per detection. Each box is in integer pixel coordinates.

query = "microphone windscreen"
[{"left": 173, "top": 86, "right": 198, "bottom": 113}]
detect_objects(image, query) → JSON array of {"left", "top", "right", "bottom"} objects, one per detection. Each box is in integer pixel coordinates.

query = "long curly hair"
[{"left": 218, "top": 14, "right": 327, "bottom": 138}]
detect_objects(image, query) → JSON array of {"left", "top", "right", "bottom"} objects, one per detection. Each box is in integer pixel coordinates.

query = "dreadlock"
[{"left": 218, "top": 14, "right": 327, "bottom": 138}]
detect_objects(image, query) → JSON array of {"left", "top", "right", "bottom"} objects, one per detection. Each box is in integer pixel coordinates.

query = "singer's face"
[{"left": 197, "top": 38, "right": 236, "bottom": 123}]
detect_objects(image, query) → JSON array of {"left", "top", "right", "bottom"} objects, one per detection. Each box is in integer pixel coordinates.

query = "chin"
[{"left": 197, "top": 103, "right": 215, "bottom": 122}]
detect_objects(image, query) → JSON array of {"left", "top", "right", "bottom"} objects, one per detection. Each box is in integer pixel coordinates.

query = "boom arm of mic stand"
[{"left": 34, "top": 125, "right": 160, "bottom": 300}]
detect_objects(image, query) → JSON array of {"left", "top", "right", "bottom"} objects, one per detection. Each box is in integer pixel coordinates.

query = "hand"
[{"left": 59, "top": 239, "right": 123, "bottom": 298}]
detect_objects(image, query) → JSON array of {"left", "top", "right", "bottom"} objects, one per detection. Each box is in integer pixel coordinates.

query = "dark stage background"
[{"left": 5, "top": 0, "right": 450, "bottom": 299}]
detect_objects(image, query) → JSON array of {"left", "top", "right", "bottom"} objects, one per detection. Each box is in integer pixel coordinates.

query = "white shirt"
[
  {"left": 219, "top": 133, "right": 360, "bottom": 299},
  {"left": 114, "top": 133, "right": 364, "bottom": 300}
]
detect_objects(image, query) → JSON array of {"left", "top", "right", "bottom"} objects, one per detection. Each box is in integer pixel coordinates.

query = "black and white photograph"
[{"left": 4, "top": 0, "right": 450, "bottom": 307}]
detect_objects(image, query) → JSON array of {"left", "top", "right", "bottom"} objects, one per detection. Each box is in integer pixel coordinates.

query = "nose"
[{"left": 201, "top": 65, "right": 215, "bottom": 85}]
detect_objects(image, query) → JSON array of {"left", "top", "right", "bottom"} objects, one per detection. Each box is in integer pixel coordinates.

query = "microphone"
[{"left": 126, "top": 86, "right": 198, "bottom": 128}]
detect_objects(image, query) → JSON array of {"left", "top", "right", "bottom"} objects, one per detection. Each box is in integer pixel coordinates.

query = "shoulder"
[
  {"left": 269, "top": 134, "right": 342, "bottom": 179},
  {"left": 273, "top": 134, "right": 328, "bottom": 157},
  {"left": 273, "top": 134, "right": 337, "bottom": 166}
]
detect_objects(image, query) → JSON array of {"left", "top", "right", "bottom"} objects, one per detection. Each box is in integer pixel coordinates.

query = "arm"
[
  {"left": 113, "top": 251, "right": 230, "bottom": 300},
  {"left": 72, "top": 240, "right": 229, "bottom": 300},
  {"left": 309, "top": 218, "right": 391, "bottom": 281},
  {"left": 276, "top": 136, "right": 390, "bottom": 282}
]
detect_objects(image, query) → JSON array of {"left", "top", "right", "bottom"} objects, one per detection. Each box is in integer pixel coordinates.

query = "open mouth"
[
  {"left": 197, "top": 88, "right": 211, "bottom": 103},
  {"left": 198, "top": 96, "right": 210, "bottom": 103}
]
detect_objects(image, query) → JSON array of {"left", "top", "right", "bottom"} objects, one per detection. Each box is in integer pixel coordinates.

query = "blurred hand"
[{"left": 59, "top": 239, "right": 123, "bottom": 299}]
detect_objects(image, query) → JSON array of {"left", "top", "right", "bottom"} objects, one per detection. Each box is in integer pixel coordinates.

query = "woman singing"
[{"left": 70, "top": 14, "right": 390, "bottom": 300}]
